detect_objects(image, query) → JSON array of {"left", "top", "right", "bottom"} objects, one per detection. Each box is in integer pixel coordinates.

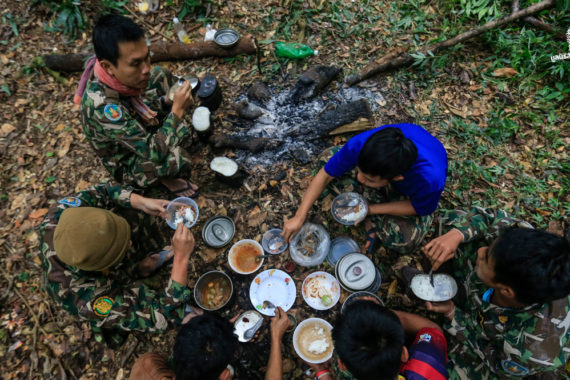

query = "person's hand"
[
  {"left": 270, "top": 307, "right": 289, "bottom": 340},
  {"left": 425, "top": 300, "right": 455, "bottom": 320},
  {"left": 423, "top": 229, "right": 463, "bottom": 271},
  {"left": 282, "top": 214, "right": 305, "bottom": 242},
  {"left": 130, "top": 194, "right": 169, "bottom": 218},
  {"left": 171, "top": 81, "right": 194, "bottom": 118},
  {"left": 172, "top": 223, "right": 195, "bottom": 259}
]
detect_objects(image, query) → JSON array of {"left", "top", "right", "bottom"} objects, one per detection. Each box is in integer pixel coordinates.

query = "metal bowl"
[
  {"left": 194, "top": 271, "right": 233, "bottom": 311},
  {"left": 331, "top": 192, "right": 368, "bottom": 226},
  {"left": 262, "top": 228, "right": 288, "bottom": 254},
  {"left": 214, "top": 28, "right": 239, "bottom": 48},
  {"left": 166, "top": 197, "right": 199, "bottom": 230},
  {"left": 341, "top": 291, "right": 384, "bottom": 314},
  {"left": 410, "top": 273, "right": 458, "bottom": 302}
]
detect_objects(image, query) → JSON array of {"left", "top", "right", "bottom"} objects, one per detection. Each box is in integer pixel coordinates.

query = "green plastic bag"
[{"left": 274, "top": 42, "right": 315, "bottom": 59}]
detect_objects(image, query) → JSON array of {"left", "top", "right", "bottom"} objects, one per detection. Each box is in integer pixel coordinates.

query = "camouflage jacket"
[
  {"left": 441, "top": 207, "right": 569, "bottom": 378},
  {"left": 80, "top": 67, "right": 191, "bottom": 188},
  {"left": 39, "top": 183, "right": 191, "bottom": 333}
]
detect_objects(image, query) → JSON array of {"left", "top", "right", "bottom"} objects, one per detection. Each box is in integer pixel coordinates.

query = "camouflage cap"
[{"left": 54, "top": 207, "right": 131, "bottom": 271}]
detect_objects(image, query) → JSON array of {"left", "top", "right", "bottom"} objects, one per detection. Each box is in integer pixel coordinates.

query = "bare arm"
[
  {"left": 170, "top": 223, "right": 194, "bottom": 285},
  {"left": 392, "top": 310, "right": 442, "bottom": 334},
  {"left": 282, "top": 168, "right": 334, "bottom": 241},
  {"left": 265, "top": 307, "right": 289, "bottom": 380},
  {"left": 368, "top": 199, "right": 417, "bottom": 216}
]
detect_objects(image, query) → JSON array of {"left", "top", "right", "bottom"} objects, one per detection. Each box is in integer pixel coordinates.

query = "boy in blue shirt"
[{"left": 283, "top": 124, "right": 448, "bottom": 253}]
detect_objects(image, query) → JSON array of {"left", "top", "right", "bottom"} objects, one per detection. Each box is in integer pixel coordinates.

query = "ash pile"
[{"left": 210, "top": 65, "right": 385, "bottom": 170}]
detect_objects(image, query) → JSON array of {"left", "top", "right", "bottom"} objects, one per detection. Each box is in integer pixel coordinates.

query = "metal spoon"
[
  {"left": 255, "top": 254, "right": 273, "bottom": 262},
  {"left": 243, "top": 317, "right": 263, "bottom": 341},
  {"left": 262, "top": 300, "right": 276, "bottom": 311},
  {"left": 428, "top": 268, "right": 435, "bottom": 288},
  {"left": 336, "top": 198, "right": 359, "bottom": 208}
]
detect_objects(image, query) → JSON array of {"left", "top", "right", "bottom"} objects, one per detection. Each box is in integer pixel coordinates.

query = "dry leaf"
[
  {"left": 493, "top": 67, "right": 517, "bottom": 78},
  {"left": 387, "top": 279, "right": 398, "bottom": 297},
  {"left": 28, "top": 208, "right": 48, "bottom": 220},
  {"left": 1, "top": 123, "right": 16, "bottom": 137}
]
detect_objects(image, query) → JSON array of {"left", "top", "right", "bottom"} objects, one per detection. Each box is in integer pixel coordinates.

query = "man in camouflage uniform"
[
  {"left": 423, "top": 207, "right": 570, "bottom": 379},
  {"left": 78, "top": 14, "right": 197, "bottom": 196},
  {"left": 282, "top": 124, "right": 448, "bottom": 254},
  {"left": 40, "top": 182, "right": 195, "bottom": 344}
]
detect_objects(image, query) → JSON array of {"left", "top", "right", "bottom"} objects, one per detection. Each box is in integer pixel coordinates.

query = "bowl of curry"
[
  {"left": 228, "top": 239, "right": 264, "bottom": 275},
  {"left": 194, "top": 271, "right": 233, "bottom": 311}
]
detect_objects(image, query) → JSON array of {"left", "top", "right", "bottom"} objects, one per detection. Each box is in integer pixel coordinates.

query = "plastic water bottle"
[
  {"left": 173, "top": 18, "right": 191, "bottom": 44},
  {"left": 274, "top": 42, "right": 316, "bottom": 59},
  {"left": 204, "top": 24, "right": 217, "bottom": 41}
]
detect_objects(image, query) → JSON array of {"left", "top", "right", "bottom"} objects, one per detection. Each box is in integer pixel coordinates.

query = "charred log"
[
  {"left": 290, "top": 65, "right": 342, "bottom": 103},
  {"left": 247, "top": 82, "right": 272, "bottom": 104},
  {"left": 235, "top": 100, "right": 265, "bottom": 120},
  {"left": 287, "top": 99, "right": 374, "bottom": 138}
]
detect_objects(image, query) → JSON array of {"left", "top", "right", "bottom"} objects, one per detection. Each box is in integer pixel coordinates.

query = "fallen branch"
[
  {"left": 346, "top": 0, "right": 556, "bottom": 86},
  {"left": 512, "top": 0, "right": 566, "bottom": 41},
  {"left": 43, "top": 36, "right": 257, "bottom": 73}
]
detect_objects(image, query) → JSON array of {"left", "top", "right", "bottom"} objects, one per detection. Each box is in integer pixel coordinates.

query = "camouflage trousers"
[
  {"left": 317, "top": 147, "right": 434, "bottom": 254},
  {"left": 130, "top": 66, "right": 193, "bottom": 191}
]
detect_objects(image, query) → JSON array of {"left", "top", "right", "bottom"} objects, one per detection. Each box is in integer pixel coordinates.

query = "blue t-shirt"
[{"left": 323, "top": 123, "right": 448, "bottom": 216}]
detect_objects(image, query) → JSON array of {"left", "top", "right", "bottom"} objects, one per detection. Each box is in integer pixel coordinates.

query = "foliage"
[
  {"left": 33, "top": 0, "right": 127, "bottom": 38},
  {"left": 164, "top": 0, "right": 212, "bottom": 21}
]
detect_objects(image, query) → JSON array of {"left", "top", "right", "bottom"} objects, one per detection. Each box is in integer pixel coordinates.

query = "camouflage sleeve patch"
[{"left": 103, "top": 104, "right": 123, "bottom": 122}]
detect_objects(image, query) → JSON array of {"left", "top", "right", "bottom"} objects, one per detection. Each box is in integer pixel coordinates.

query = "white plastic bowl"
[
  {"left": 292, "top": 318, "right": 334, "bottom": 364},
  {"left": 228, "top": 239, "right": 264, "bottom": 275}
]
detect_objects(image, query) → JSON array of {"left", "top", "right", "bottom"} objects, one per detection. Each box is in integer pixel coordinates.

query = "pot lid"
[
  {"left": 336, "top": 253, "right": 376, "bottom": 291},
  {"left": 202, "top": 215, "right": 235, "bottom": 248}
]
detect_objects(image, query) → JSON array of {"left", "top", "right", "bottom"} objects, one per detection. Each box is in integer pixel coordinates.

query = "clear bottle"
[
  {"left": 173, "top": 18, "right": 191, "bottom": 44},
  {"left": 137, "top": 0, "right": 159, "bottom": 13}
]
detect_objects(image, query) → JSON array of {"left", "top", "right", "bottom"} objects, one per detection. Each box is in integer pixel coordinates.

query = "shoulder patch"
[
  {"left": 418, "top": 333, "right": 432, "bottom": 343},
  {"left": 57, "top": 197, "right": 82, "bottom": 207},
  {"left": 501, "top": 360, "right": 529, "bottom": 376},
  {"left": 93, "top": 296, "right": 114, "bottom": 317},
  {"left": 103, "top": 104, "right": 123, "bottom": 122}
]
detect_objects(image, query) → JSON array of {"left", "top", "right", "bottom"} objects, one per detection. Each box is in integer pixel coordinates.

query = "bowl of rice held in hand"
[{"left": 166, "top": 197, "right": 199, "bottom": 230}]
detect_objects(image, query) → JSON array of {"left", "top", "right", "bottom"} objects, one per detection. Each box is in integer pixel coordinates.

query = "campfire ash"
[{"left": 223, "top": 66, "right": 385, "bottom": 170}]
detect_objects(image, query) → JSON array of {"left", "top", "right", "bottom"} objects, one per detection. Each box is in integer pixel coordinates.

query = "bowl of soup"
[
  {"left": 228, "top": 239, "right": 264, "bottom": 275},
  {"left": 293, "top": 318, "right": 334, "bottom": 364},
  {"left": 194, "top": 271, "right": 233, "bottom": 311}
]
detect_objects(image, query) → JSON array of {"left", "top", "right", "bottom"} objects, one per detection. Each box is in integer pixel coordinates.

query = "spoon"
[
  {"left": 336, "top": 198, "right": 359, "bottom": 208},
  {"left": 255, "top": 254, "right": 273, "bottom": 262},
  {"left": 243, "top": 317, "right": 263, "bottom": 340},
  {"left": 428, "top": 268, "right": 435, "bottom": 288},
  {"left": 262, "top": 300, "right": 276, "bottom": 311}
]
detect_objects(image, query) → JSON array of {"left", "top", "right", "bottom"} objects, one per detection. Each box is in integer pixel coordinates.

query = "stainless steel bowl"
[
  {"left": 214, "top": 28, "right": 239, "bottom": 48},
  {"left": 194, "top": 271, "right": 233, "bottom": 310}
]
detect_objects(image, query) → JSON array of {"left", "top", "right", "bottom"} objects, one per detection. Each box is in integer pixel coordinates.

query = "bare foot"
[
  {"left": 137, "top": 248, "right": 174, "bottom": 277},
  {"left": 161, "top": 178, "right": 199, "bottom": 197}
]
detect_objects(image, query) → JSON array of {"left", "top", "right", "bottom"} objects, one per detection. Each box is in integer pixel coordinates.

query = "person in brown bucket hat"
[{"left": 40, "top": 182, "right": 196, "bottom": 346}]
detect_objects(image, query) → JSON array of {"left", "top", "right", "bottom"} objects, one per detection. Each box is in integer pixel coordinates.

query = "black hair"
[
  {"left": 332, "top": 301, "right": 404, "bottom": 380},
  {"left": 93, "top": 14, "right": 145, "bottom": 66},
  {"left": 357, "top": 127, "right": 418, "bottom": 180},
  {"left": 173, "top": 313, "right": 238, "bottom": 380},
  {"left": 490, "top": 227, "right": 570, "bottom": 305}
]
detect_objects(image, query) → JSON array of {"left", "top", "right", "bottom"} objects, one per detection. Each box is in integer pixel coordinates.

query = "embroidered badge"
[
  {"left": 103, "top": 104, "right": 123, "bottom": 122},
  {"left": 93, "top": 296, "right": 114, "bottom": 317},
  {"left": 498, "top": 315, "right": 509, "bottom": 324},
  {"left": 501, "top": 360, "right": 529, "bottom": 376},
  {"left": 418, "top": 333, "right": 432, "bottom": 343},
  {"left": 57, "top": 197, "right": 82, "bottom": 207}
]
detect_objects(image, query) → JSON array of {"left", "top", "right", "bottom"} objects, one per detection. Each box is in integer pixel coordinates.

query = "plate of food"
[
  {"left": 293, "top": 318, "right": 334, "bottom": 364},
  {"left": 302, "top": 271, "right": 341, "bottom": 310},
  {"left": 331, "top": 192, "right": 368, "bottom": 226},
  {"left": 166, "top": 197, "right": 199, "bottom": 229},
  {"left": 233, "top": 310, "right": 263, "bottom": 342},
  {"left": 410, "top": 273, "right": 458, "bottom": 302},
  {"left": 249, "top": 269, "right": 296, "bottom": 316}
]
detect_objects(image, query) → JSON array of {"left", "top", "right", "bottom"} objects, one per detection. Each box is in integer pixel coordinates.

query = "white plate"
[
  {"left": 250, "top": 269, "right": 296, "bottom": 316},
  {"left": 302, "top": 271, "right": 341, "bottom": 310}
]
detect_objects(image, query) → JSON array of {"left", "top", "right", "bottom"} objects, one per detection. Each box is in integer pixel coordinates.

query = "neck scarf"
[{"left": 74, "top": 56, "right": 158, "bottom": 125}]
